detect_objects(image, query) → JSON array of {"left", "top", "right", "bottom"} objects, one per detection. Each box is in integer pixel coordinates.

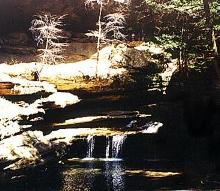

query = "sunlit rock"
[
  {"left": 0, "top": 96, "right": 45, "bottom": 119},
  {"left": 53, "top": 116, "right": 108, "bottom": 126},
  {"left": 125, "top": 170, "right": 181, "bottom": 178},
  {"left": 44, "top": 128, "right": 94, "bottom": 144},
  {"left": 53, "top": 111, "right": 150, "bottom": 127},
  {"left": 33, "top": 92, "right": 80, "bottom": 109},
  {"left": 46, "top": 92, "right": 80, "bottom": 107},
  {"left": 0, "top": 119, "right": 31, "bottom": 140},
  {"left": 0, "top": 91, "right": 80, "bottom": 142},
  {"left": 0, "top": 70, "right": 56, "bottom": 95},
  {"left": 0, "top": 131, "right": 50, "bottom": 170},
  {"left": 0, "top": 96, "right": 45, "bottom": 139},
  {"left": 40, "top": 46, "right": 126, "bottom": 79}
]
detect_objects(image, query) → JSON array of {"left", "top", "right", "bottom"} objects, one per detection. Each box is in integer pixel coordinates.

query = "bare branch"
[{"left": 30, "top": 14, "right": 68, "bottom": 65}]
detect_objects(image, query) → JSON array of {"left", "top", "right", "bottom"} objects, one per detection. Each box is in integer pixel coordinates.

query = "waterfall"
[
  {"left": 106, "top": 136, "right": 111, "bottom": 158},
  {"left": 112, "top": 135, "right": 126, "bottom": 158},
  {"left": 86, "top": 135, "right": 95, "bottom": 158},
  {"left": 85, "top": 135, "right": 126, "bottom": 160}
]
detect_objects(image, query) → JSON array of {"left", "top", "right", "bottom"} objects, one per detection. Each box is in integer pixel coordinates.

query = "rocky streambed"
[
  {"left": 0, "top": 42, "right": 181, "bottom": 184},
  {"left": 0, "top": 73, "right": 163, "bottom": 184}
]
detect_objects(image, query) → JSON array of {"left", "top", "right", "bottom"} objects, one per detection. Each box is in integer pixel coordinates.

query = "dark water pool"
[{"left": 3, "top": 159, "right": 220, "bottom": 191}]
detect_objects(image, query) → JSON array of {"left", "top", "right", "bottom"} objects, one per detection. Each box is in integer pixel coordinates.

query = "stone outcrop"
[
  {"left": 0, "top": 73, "right": 56, "bottom": 96},
  {"left": 0, "top": 41, "right": 176, "bottom": 180},
  {"left": 109, "top": 42, "right": 177, "bottom": 92},
  {"left": 0, "top": 42, "right": 177, "bottom": 92},
  {"left": 0, "top": 76, "right": 82, "bottom": 179}
]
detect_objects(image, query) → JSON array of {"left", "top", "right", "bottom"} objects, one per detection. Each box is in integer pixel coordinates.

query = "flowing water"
[
  {"left": 112, "top": 135, "right": 127, "bottom": 159},
  {"left": 3, "top": 92, "right": 220, "bottom": 190},
  {"left": 86, "top": 136, "right": 95, "bottom": 159},
  {"left": 105, "top": 136, "right": 111, "bottom": 159}
]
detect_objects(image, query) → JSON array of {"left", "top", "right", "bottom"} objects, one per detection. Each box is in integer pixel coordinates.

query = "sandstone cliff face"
[{"left": 0, "top": 0, "right": 98, "bottom": 35}]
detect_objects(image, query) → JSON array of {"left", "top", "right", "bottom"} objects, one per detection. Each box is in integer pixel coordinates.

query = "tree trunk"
[
  {"left": 96, "top": 2, "right": 103, "bottom": 78},
  {"left": 202, "top": 0, "right": 218, "bottom": 55}
]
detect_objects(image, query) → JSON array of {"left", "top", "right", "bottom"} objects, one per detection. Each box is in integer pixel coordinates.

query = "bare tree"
[
  {"left": 85, "top": 0, "right": 127, "bottom": 77},
  {"left": 85, "top": 0, "right": 106, "bottom": 77},
  {"left": 104, "top": 12, "right": 126, "bottom": 41},
  {"left": 30, "top": 14, "right": 67, "bottom": 65}
]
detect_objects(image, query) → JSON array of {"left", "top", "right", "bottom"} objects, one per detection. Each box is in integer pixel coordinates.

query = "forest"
[{"left": 0, "top": 0, "right": 220, "bottom": 190}]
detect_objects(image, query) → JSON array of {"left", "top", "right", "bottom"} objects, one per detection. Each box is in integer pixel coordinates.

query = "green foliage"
[
  {"left": 145, "top": 0, "right": 203, "bottom": 14},
  {"left": 144, "top": 0, "right": 220, "bottom": 34},
  {"left": 210, "top": 1, "right": 220, "bottom": 16},
  {"left": 211, "top": 1, "right": 220, "bottom": 32},
  {"left": 155, "top": 34, "right": 182, "bottom": 52},
  {"left": 142, "top": 0, "right": 220, "bottom": 70},
  {"left": 214, "top": 25, "right": 220, "bottom": 32}
]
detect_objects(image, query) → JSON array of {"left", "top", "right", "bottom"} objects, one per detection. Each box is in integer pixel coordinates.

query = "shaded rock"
[
  {"left": 64, "top": 42, "right": 96, "bottom": 62},
  {"left": 0, "top": 46, "right": 36, "bottom": 55},
  {"left": 0, "top": 32, "right": 33, "bottom": 47},
  {"left": 110, "top": 42, "right": 168, "bottom": 70},
  {"left": 109, "top": 42, "right": 176, "bottom": 92},
  {"left": 0, "top": 0, "right": 123, "bottom": 35}
]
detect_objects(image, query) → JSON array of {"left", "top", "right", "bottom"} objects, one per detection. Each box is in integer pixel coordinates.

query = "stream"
[{"left": 2, "top": 91, "right": 220, "bottom": 190}]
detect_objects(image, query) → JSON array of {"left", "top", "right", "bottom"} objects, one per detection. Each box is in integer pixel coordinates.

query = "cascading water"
[
  {"left": 111, "top": 135, "right": 126, "bottom": 158},
  {"left": 86, "top": 135, "right": 95, "bottom": 158},
  {"left": 85, "top": 135, "right": 126, "bottom": 160},
  {"left": 106, "top": 136, "right": 111, "bottom": 158}
]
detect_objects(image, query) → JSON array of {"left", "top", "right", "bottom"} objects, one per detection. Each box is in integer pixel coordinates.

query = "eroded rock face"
[
  {"left": 0, "top": 0, "right": 81, "bottom": 35},
  {"left": 0, "top": 0, "right": 129, "bottom": 38},
  {"left": 0, "top": 0, "right": 121, "bottom": 36},
  {"left": 110, "top": 42, "right": 177, "bottom": 92},
  {"left": 0, "top": 76, "right": 82, "bottom": 177}
]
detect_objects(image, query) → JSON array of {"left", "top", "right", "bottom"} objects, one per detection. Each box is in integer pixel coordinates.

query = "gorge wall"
[{"left": 0, "top": 0, "right": 125, "bottom": 36}]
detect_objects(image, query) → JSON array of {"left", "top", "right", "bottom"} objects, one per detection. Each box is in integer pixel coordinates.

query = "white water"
[
  {"left": 106, "top": 136, "right": 111, "bottom": 158},
  {"left": 112, "top": 135, "right": 127, "bottom": 158},
  {"left": 86, "top": 135, "right": 95, "bottom": 158},
  {"left": 141, "top": 122, "right": 163, "bottom": 134},
  {"left": 85, "top": 135, "right": 126, "bottom": 160}
]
